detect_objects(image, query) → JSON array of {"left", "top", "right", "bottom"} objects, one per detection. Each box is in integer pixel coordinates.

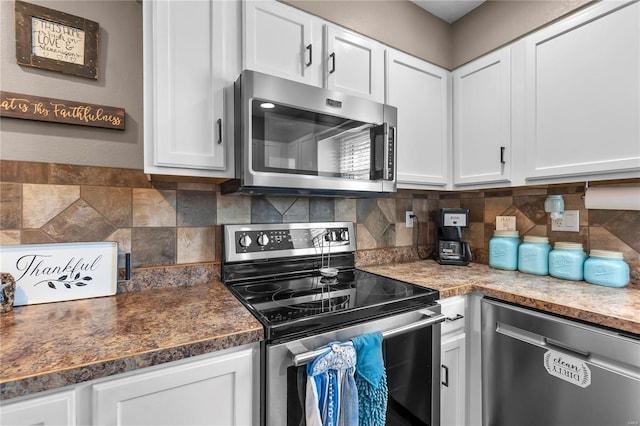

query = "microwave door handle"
[
  {"left": 386, "top": 126, "right": 395, "bottom": 181},
  {"left": 370, "top": 123, "right": 394, "bottom": 181}
]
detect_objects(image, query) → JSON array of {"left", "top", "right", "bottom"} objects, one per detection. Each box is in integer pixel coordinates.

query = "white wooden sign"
[{"left": 0, "top": 242, "right": 117, "bottom": 306}]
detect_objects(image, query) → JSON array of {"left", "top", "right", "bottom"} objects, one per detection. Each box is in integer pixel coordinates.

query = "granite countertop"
[
  {"left": 3, "top": 261, "right": 639, "bottom": 402},
  {"left": 0, "top": 281, "right": 263, "bottom": 401},
  {"left": 360, "top": 260, "right": 640, "bottom": 335}
]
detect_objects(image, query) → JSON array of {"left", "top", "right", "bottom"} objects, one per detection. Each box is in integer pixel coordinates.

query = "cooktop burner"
[
  {"left": 221, "top": 222, "right": 439, "bottom": 343},
  {"left": 226, "top": 269, "right": 437, "bottom": 342}
]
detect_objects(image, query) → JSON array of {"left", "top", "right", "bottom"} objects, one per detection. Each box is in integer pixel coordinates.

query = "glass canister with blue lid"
[
  {"left": 584, "top": 249, "right": 630, "bottom": 288},
  {"left": 518, "top": 236, "right": 551, "bottom": 275},
  {"left": 549, "top": 242, "right": 587, "bottom": 281},
  {"left": 489, "top": 230, "right": 520, "bottom": 271}
]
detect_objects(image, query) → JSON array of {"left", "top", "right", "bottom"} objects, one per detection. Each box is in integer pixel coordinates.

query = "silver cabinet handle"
[{"left": 290, "top": 313, "right": 445, "bottom": 366}]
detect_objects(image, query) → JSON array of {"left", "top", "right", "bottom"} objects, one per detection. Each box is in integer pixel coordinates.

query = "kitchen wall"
[
  {"left": 282, "top": 0, "right": 592, "bottom": 69},
  {"left": 1, "top": 0, "right": 638, "bottom": 287},
  {"left": 450, "top": 0, "right": 594, "bottom": 67},
  {"left": 282, "top": 0, "right": 452, "bottom": 69},
  {"left": 2, "top": 161, "right": 638, "bottom": 286},
  {"left": 0, "top": 0, "right": 143, "bottom": 169}
]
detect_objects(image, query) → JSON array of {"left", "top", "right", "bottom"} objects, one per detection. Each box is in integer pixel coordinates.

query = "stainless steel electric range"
[{"left": 222, "top": 222, "right": 443, "bottom": 426}]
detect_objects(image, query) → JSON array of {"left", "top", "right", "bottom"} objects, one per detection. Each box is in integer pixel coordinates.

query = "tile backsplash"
[{"left": 1, "top": 161, "right": 638, "bottom": 285}]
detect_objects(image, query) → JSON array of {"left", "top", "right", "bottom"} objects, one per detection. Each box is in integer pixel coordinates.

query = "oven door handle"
[{"left": 291, "top": 313, "right": 446, "bottom": 366}]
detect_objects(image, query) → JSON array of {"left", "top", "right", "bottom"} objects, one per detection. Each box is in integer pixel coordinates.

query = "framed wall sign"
[{"left": 14, "top": 0, "right": 99, "bottom": 79}]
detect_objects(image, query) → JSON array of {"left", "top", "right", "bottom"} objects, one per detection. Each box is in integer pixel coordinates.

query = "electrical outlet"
[
  {"left": 406, "top": 211, "right": 414, "bottom": 228},
  {"left": 551, "top": 210, "right": 580, "bottom": 232}
]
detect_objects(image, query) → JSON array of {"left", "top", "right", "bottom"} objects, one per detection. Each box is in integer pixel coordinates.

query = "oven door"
[{"left": 264, "top": 306, "right": 443, "bottom": 426}]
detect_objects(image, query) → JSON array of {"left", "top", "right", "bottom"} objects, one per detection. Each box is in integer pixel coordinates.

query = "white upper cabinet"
[
  {"left": 523, "top": 1, "right": 640, "bottom": 182},
  {"left": 144, "top": 0, "right": 239, "bottom": 177},
  {"left": 325, "top": 25, "right": 384, "bottom": 103},
  {"left": 243, "top": 1, "right": 384, "bottom": 102},
  {"left": 387, "top": 49, "right": 451, "bottom": 188},
  {"left": 243, "top": 0, "right": 323, "bottom": 87},
  {"left": 453, "top": 48, "right": 511, "bottom": 187}
]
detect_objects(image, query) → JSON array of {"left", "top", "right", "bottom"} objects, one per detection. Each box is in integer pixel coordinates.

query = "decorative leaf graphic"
[
  {"left": 59, "top": 275, "right": 68, "bottom": 281},
  {"left": 75, "top": 282, "right": 87, "bottom": 287},
  {"left": 74, "top": 273, "right": 80, "bottom": 280},
  {"left": 64, "top": 283, "right": 71, "bottom": 289},
  {"left": 82, "top": 277, "right": 92, "bottom": 281},
  {"left": 48, "top": 282, "right": 56, "bottom": 289}
]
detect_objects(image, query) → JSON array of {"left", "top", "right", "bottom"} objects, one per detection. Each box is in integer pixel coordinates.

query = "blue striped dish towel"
[
  {"left": 351, "top": 332, "right": 388, "bottom": 426},
  {"left": 306, "top": 342, "right": 358, "bottom": 426}
]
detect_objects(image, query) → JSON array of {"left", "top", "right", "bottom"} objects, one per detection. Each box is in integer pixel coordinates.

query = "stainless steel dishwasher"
[{"left": 482, "top": 298, "right": 640, "bottom": 426}]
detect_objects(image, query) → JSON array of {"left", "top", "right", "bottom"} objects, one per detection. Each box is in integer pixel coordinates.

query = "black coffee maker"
[{"left": 434, "top": 208, "right": 472, "bottom": 266}]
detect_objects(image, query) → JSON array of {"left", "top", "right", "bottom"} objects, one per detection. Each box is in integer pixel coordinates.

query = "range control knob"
[
  {"left": 257, "top": 234, "right": 270, "bottom": 246},
  {"left": 239, "top": 235, "right": 252, "bottom": 248},
  {"left": 340, "top": 230, "right": 349, "bottom": 242}
]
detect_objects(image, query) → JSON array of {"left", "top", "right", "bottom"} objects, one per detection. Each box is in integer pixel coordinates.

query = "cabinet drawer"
[{"left": 439, "top": 296, "right": 466, "bottom": 337}]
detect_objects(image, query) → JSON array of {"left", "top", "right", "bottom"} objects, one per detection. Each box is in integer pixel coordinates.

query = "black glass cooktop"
[{"left": 227, "top": 269, "right": 439, "bottom": 343}]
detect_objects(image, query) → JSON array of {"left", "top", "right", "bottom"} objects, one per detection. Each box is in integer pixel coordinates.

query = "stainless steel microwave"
[{"left": 221, "top": 70, "right": 397, "bottom": 196}]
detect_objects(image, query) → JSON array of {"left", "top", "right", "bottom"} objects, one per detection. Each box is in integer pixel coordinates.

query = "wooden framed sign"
[
  {"left": 0, "top": 91, "right": 125, "bottom": 130},
  {"left": 14, "top": 0, "right": 99, "bottom": 79}
]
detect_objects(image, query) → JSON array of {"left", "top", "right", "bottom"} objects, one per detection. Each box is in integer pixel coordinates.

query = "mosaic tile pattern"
[
  {"left": 1, "top": 161, "right": 218, "bottom": 269},
  {"left": 1, "top": 161, "right": 639, "bottom": 285}
]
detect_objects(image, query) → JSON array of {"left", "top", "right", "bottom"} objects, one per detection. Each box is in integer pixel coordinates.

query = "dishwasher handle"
[
  {"left": 496, "top": 321, "right": 640, "bottom": 382},
  {"left": 291, "top": 313, "right": 445, "bottom": 366}
]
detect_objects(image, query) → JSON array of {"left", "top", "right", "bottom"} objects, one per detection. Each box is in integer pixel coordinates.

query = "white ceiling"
[{"left": 411, "top": 0, "right": 486, "bottom": 23}]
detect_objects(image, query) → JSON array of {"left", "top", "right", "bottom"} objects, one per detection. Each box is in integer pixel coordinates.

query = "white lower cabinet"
[
  {"left": 439, "top": 295, "right": 467, "bottom": 426},
  {"left": 92, "top": 347, "right": 256, "bottom": 426},
  {"left": 0, "top": 389, "right": 76, "bottom": 426},
  {"left": 441, "top": 334, "right": 466, "bottom": 426},
  {"left": 0, "top": 344, "right": 258, "bottom": 426}
]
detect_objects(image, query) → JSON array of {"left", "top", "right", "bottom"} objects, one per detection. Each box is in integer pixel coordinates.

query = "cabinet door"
[
  {"left": 453, "top": 49, "right": 511, "bottom": 186},
  {"left": 387, "top": 49, "right": 451, "bottom": 188},
  {"left": 0, "top": 389, "right": 76, "bottom": 426},
  {"left": 92, "top": 349, "right": 255, "bottom": 426},
  {"left": 144, "top": 0, "right": 232, "bottom": 175},
  {"left": 441, "top": 334, "right": 466, "bottom": 426},
  {"left": 524, "top": 1, "right": 640, "bottom": 181},
  {"left": 325, "top": 26, "right": 384, "bottom": 103},
  {"left": 243, "top": 0, "right": 322, "bottom": 87}
]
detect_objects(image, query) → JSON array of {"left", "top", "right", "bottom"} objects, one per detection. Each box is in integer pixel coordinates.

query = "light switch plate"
[
  {"left": 552, "top": 210, "right": 580, "bottom": 232},
  {"left": 496, "top": 216, "right": 516, "bottom": 231}
]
